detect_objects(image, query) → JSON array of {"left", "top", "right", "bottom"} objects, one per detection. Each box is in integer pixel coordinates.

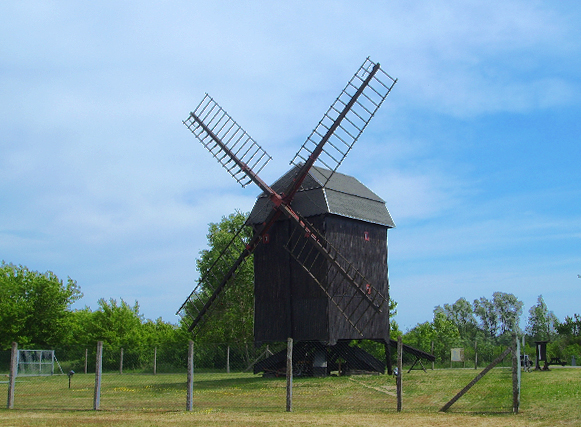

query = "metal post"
[
  {"left": 431, "top": 341, "right": 434, "bottom": 370},
  {"left": 153, "top": 347, "right": 157, "bottom": 375},
  {"left": 186, "top": 340, "right": 194, "bottom": 411},
  {"left": 7, "top": 342, "right": 17, "bottom": 409},
  {"left": 84, "top": 348, "right": 88, "bottom": 374},
  {"left": 474, "top": 340, "right": 478, "bottom": 369},
  {"left": 286, "top": 337, "right": 293, "bottom": 412},
  {"left": 94, "top": 341, "right": 103, "bottom": 410},
  {"left": 397, "top": 336, "right": 403, "bottom": 412},
  {"left": 119, "top": 348, "right": 123, "bottom": 375}
]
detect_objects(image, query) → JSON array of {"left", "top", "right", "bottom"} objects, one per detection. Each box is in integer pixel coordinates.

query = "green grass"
[{"left": 1, "top": 367, "right": 580, "bottom": 426}]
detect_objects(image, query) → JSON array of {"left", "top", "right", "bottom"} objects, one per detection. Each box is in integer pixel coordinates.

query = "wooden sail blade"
[
  {"left": 281, "top": 207, "right": 388, "bottom": 335},
  {"left": 288, "top": 58, "right": 396, "bottom": 191},
  {"left": 183, "top": 94, "right": 273, "bottom": 190},
  {"left": 177, "top": 221, "right": 257, "bottom": 334}
]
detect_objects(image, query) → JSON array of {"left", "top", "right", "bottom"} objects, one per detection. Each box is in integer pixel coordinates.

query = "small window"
[{"left": 364, "top": 231, "right": 370, "bottom": 241}]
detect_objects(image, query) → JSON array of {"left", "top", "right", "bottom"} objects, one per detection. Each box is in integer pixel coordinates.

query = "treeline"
[
  {"left": 0, "top": 261, "right": 259, "bottom": 372},
  {"left": 2, "top": 252, "right": 580, "bottom": 370},
  {"left": 0, "top": 262, "right": 188, "bottom": 349},
  {"left": 402, "top": 292, "right": 581, "bottom": 365}
]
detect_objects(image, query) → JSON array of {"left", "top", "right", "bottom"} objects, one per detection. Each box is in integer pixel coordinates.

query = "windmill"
[{"left": 178, "top": 58, "right": 398, "bottom": 372}]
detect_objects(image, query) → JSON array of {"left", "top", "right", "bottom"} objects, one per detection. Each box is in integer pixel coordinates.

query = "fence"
[{"left": 1, "top": 338, "right": 532, "bottom": 413}]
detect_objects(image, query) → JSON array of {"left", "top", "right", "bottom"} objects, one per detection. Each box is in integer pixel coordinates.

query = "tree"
[
  {"left": 473, "top": 292, "right": 523, "bottom": 339},
  {"left": 193, "top": 211, "right": 254, "bottom": 345},
  {"left": 557, "top": 314, "right": 581, "bottom": 337},
  {"left": 492, "top": 291, "right": 523, "bottom": 335},
  {"left": 434, "top": 297, "right": 477, "bottom": 339},
  {"left": 0, "top": 261, "right": 82, "bottom": 349},
  {"left": 473, "top": 296, "right": 499, "bottom": 338},
  {"left": 525, "top": 295, "right": 558, "bottom": 341},
  {"left": 404, "top": 312, "right": 460, "bottom": 363}
]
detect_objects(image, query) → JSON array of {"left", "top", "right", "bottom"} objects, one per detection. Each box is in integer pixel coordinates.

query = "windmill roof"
[{"left": 248, "top": 165, "right": 395, "bottom": 228}]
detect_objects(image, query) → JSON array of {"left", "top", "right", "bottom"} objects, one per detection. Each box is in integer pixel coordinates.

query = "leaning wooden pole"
[{"left": 440, "top": 346, "right": 512, "bottom": 412}]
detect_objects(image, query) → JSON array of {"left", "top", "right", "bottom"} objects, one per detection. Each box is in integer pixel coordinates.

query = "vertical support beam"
[
  {"left": 512, "top": 333, "right": 521, "bottom": 414},
  {"left": 397, "top": 336, "right": 403, "bottom": 412},
  {"left": 186, "top": 340, "right": 194, "bottom": 411},
  {"left": 286, "top": 337, "right": 293, "bottom": 412},
  {"left": 84, "top": 348, "right": 88, "bottom": 374},
  {"left": 7, "top": 342, "right": 17, "bottom": 409},
  {"left": 93, "top": 341, "right": 103, "bottom": 410},
  {"left": 119, "top": 348, "right": 124, "bottom": 375},
  {"left": 384, "top": 340, "right": 392, "bottom": 375},
  {"left": 153, "top": 347, "right": 157, "bottom": 375}
]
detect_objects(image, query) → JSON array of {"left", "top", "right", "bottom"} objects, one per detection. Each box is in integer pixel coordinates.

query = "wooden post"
[
  {"left": 286, "top": 337, "right": 293, "bottom": 412},
  {"left": 226, "top": 345, "right": 230, "bottom": 374},
  {"left": 512, "top": 333, "right": 521, "bottom": 414},
  {"left": 84, "top": 348, "right": 88, "bottom": 374},
  {"left": 186, "top": 340, "right": 194, "bottom": 411},
  {"left": 153, "top": 347, "right": 157, "bottom": 375},
  {"left": 397, "top": 336, "right": 403, "bottom": 412},
  {"left": 94, "top": 341, "right": 103, "bottom": 410},
  {"left": 119, "top": 348, "right": 124, "bottom": 374},
  {"left": 7, "top": 342, "right": 17, "bottom": 409}
]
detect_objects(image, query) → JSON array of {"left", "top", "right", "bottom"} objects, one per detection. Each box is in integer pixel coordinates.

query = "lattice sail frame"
[
  {"left": 283, "top": 212, "right": 388, "bottom": 334},
  {"left": 290, "top": 57, "right": 397, "bottom": 185},
  {"left": 183, "top": 94, "right": 272, "bottom": 188}
]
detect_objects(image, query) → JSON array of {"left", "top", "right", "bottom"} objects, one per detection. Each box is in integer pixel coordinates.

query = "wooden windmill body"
[
  {"left": 249, "top": 165, "right": 395, "bottom": 345},
  {"left": 177, "top": 58, "right": 398, "bottom": 357}
]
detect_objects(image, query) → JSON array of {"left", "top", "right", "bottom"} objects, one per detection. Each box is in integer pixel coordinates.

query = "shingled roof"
[{"left": 248, "top": 165, "right": 395, "bottom": 228}]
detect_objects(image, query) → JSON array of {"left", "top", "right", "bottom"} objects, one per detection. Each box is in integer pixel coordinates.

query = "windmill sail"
[
  {"left": 289, "top": 57, "right": 396, "bottom": 186},
  {"left": 183, "top": 94, "right": 272, "bottom": 189},
  {"left": 283, "top": 211, "right": 388, "bottom": 335},
  {"left": 177, "top": 221, "right": 255, "bottom": 333}
]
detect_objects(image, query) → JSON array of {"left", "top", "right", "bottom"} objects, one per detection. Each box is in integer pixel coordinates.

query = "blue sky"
[{"left": 1, "top": 1, "right": 579, "bottom": 331}]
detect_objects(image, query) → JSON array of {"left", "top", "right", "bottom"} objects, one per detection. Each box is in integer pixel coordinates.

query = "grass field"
[{"left": 1, "top": 367, "right": 579, "bottom": 426}]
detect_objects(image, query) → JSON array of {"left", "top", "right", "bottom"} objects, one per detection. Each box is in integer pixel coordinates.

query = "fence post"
[
  {"left": 119, "top": 348, "right": 124, "bottom": 374},
  {"left": 474, "top": 340, "right": 478, "bottom": 369},
  {"left": 84, "top": 348, "right": 88, "bottom": 374},
  {"left": 226, "top": 345, "right": 230, "bottom": 374},
  {"left": 7, "top": 342, "right": 17, "bottom": 409},
  {"left": 397, "top": 336, "right": 403, "bottom": 412},
  {"left": 431, "top": 341, "right": 434, "bottom": 370},
  {"left": 153, "top": 347, "right": 157, "bottom": 375},
  {"left": 186, "top": 340, "right": 194, "bottom": 411},
  {"left": 286, "top": 337, "right": 293, "bottom": 412},
  {"left": 94, "top": 341, "right": 103, "bottom": 410},
  {"left": 512, "top": 333, "right": 521, "bottom": 414}
]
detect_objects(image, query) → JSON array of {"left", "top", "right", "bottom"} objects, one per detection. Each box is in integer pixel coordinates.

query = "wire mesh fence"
[{"left": 1, "top": 339, "right": 527, "bottom": 413}]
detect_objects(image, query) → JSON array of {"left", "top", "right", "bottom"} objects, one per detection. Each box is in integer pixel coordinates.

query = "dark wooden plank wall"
[
  {"left": 324, "top": 216, "right": 390, "bottom": 344},
  {"left": 253, "top": 214, "right": 389, "bottom": 344}
]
